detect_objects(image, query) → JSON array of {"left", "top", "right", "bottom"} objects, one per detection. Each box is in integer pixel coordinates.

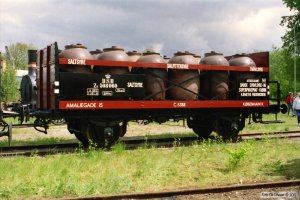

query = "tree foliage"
[
  {"left": 280, "top": 0, "right": 300, "bottom": 54},
  {"left": 4, "top": 42, "right": 37, "bottom": 70},
  {"left": 1, "top": 42, "right": 36, "bottom": 101},
  {"left": 0, "top": 64, "right": 20, "bottom": 102},
  {"left": 269, "top": 46, "right": 300, "bottom": 99}
]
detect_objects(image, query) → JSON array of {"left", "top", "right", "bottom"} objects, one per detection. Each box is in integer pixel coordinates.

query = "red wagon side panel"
[
  {"left": 36, "top": 44, "right": 57, "bottom": 110},
  {"left": 59, "top": 100, "right": 269, "bottom": 110}
]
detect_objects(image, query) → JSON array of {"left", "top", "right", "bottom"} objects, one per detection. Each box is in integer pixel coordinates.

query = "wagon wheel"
[
  {"left": 192, "top": 126, "right": 213, "bottom": 139},
  {"left": 86, "top": 123, "right": 121, "bottom": 148},
  {"left": 67, "top": 120, "right": 89, "bottom": 147},
  {"left": 74, "top": 131, "right": 89, "bottom": 147},
  {"left": 188, "top": 117, "right": 214, "bottom": 139},
  {"left": 119, "top": 121, "right": 128, "bottom": 137},
  {"left": 216, "top": 119, "right": 239, "bottom": 142}
]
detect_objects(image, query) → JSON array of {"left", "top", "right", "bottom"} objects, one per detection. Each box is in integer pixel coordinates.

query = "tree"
[
  {"left": 280, "top": 0, "right": 300, "bottom": 96},
  {"left": 280, "top": 0, "right": 300, "bottom": 54},
  {"left": 0, "top": 42, "right": 36, "bottom": 101},
  {"left": 269, "top": 46, "right": 300, "bottom": 99},
  {"left": 4, "top": 43, "right": 37, "bottom": 70},
  {"left": 0, "top": 64, "right": 19, "bottom": 101}
]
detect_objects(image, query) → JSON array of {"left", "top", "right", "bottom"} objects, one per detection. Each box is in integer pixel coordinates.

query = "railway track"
[
  {"left": 239, "top": 130, "right": 300, "bottom": 140},
  {"left": 0, "top": 136, "right": 198, "bottom": 157},
  {"left": 62, "top": 180, "right": 300, "bottom": 200},
  {"left": 0, "top": 130, "right": 299, "bottom": 157}
]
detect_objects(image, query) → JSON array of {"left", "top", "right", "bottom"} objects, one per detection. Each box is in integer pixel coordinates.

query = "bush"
[{"left": 0, "top": 64, "right": 20, "bottom": 101}]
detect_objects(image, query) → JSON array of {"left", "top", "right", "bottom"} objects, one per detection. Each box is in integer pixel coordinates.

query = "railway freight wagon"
[{"left": 25, "top": 42, "right": 283, "bottom": 147}]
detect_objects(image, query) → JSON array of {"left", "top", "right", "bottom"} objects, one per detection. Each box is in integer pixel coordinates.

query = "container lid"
[
  {"left": 127, "top": 50, "right": 142, "bottom": 56},
  {"left": 103, "top": 46, "right": 124, "bottom": 52},
  {"left": 163, "top": 55, "right": 170, "bottom": 59},
  {"left": 65, "top": 43, "right": 87, "bottom": 49},
  {"left": 193, "top": 54, "right": 201, "bottom": 58},
  {"left": 173, "top": 51, "right": 194, "bottom": 56},
  {"left": 229, "top": 53, "right": 256, "bottom": 67},
  {"left": 231, "top": 53, "right": 249, "bottom": 58},
  {"left": 204, "top": 51, "right": 223, "bottom": 57},
  {"left": 142, "top": 50, "right": 160, "bottom": 56},
  {"left": 90, "top": 49, "right": 103, "bottom": 55}
]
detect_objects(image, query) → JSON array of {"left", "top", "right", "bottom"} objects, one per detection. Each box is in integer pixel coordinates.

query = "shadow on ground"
[{"left": 260, "top": 158, "right": 300, "bottom": 179}]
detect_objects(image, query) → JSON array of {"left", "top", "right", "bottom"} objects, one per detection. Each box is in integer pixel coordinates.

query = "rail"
[{"left": 1, "top": 130, "right": 299, "bottom": 157}]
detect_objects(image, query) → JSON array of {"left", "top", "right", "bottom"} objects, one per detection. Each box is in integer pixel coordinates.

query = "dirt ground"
[
  {"left": 1, "top": 121, "right": 193, "bottom": 143},
  {"left": 151, "top": 186, "right": 300, "bottom": 200}
]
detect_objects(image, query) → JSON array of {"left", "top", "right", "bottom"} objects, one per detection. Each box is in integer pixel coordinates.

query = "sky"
[{"left": 0, "top": 0, "right": 293, "bottom": 57}]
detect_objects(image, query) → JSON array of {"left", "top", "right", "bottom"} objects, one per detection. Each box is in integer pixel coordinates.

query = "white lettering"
[
  {"left": 127, "top": 82, "right": 143, "bottom": 88},
  {"left": 99, "top": 83, "right": 118, "bottom": 88},
  {"left": 67, "top": 59, "right": 86, "bottom": 65},
  {"left": 115, "top": 88, "right": 125, "bottom": 93},
  {"left": 102, "top": 91, "right": 113, "bottom": 96},
  {"left": 241, "top": 93, "right": 251, "bottom": 96},
  {"left": 66, "top": 102, "right": 96, "bottom": 108},
  {"left": 93, "top": 83, "right": 98, "bottom": 88},
  {"left": 87, "top": 88, "right": 99, "bottom": 96},
  {"left": 249, "top": 67, "right": 263, "bottom": 72},
  {"left": 173, "top": 102, "right": 186, "bottom": 108},
  {"left": 239, "top": 88, "right": 258, "bottom": 92},
  {"left": 250, "top": 83, "right": 262, "bottom": 87},
  {"left": 246, "top": 79, "right": 259, "bottom": 83},
  {"left": 242, "top": 102, "right": 264, "bottom": 107},
  {"left": 239, "top": 78, "right": 267, "bottom": 98},
  {"left": 167, "top": 63, "right": 189, "bottom": 69},
  {"left": 252, "top": 93, "right": 266, "bottom": 96},
  {"left": 259, "top": 88, "right": 267, "bottom": 92}
]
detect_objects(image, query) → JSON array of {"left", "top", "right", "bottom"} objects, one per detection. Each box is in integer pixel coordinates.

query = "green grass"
[
  {"left": 241, "top": 113, "right": 299, "bottom": 133},
  {"left": 0, "top": 138, "right": 299, "bottom": 199}
]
